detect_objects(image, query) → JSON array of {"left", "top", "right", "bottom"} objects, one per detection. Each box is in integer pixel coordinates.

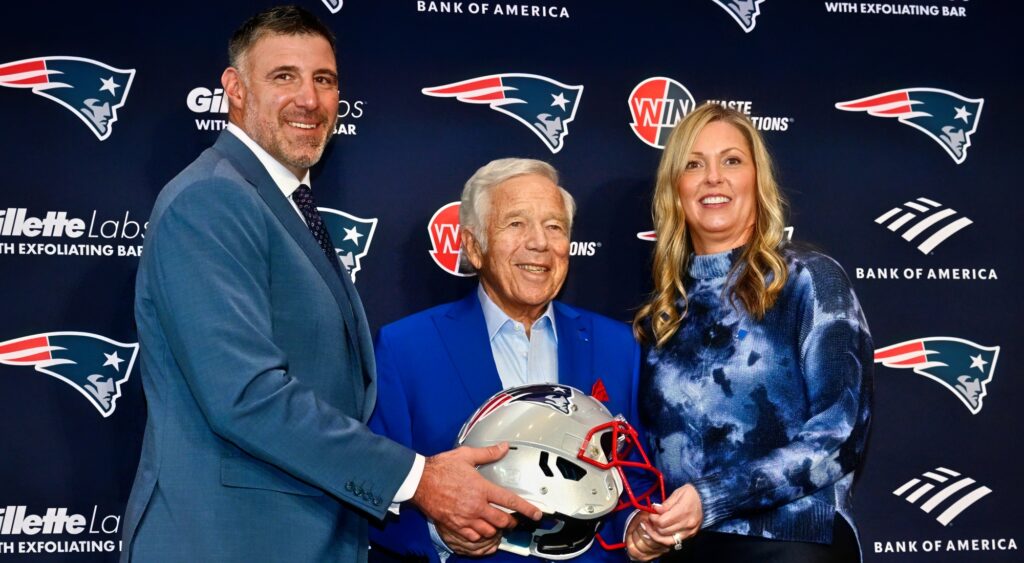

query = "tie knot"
[{"left": 293, "top": 184, "right": 314, "bottom": 205}]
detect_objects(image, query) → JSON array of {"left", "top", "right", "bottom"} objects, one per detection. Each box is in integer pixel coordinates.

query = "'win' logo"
[{"left": 428, "top": 202, "right": 474, "bottom": 277}]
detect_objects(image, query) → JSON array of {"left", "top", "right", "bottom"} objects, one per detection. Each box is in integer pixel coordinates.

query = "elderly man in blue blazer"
[
  {"left": 121, "top": 7, "right": 538, "bottom": 562},
  {"left": 369, "top": 158, "right": 644, "bottom": 562}
]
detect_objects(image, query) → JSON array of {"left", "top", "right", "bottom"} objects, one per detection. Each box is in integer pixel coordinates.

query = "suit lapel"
[
  {"left": 555, "top": 302, "right": 594, "bottom": 393},
  {"left": 434, "top": 293, "right": 504, "bottom": 408},
  {"left": 211, "top": 132, "right": 369, "bottom": 395}
]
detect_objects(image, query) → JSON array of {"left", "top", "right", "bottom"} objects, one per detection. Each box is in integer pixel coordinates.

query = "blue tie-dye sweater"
[{"left": 639, "top": 245, "right": 872, "bottom": 545}]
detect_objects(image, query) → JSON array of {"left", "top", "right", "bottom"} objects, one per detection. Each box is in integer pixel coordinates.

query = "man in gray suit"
[{"left": 121, "top": 6, "right": 538, "bottom": 561}]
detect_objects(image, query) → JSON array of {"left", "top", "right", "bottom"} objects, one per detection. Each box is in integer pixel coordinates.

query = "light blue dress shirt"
[
  {"left": 477, "top": 285, "right": 559, "bottom": 388},
  {"left": 430, "top": 286, "right": 560, "bottom": 559}
]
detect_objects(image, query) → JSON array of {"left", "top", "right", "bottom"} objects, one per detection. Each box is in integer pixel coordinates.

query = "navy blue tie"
[{"left": 292, "top": 184, "right": 342, "bottom": 275}]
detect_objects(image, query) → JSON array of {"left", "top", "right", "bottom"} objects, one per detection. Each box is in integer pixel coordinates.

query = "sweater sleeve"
[{"left": 693, "top": 255, "right": 873, "bottom": 528}]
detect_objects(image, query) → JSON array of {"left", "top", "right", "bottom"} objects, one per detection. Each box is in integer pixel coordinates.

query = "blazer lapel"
[
  {"left": 555, "top": 302, "right": 594, "bottom": 393},
  {"left": 211, "top": 132, "right": 368, "bottom": 391},
  {"left": 434, "top": 292, "right": 504, "bottom": 409}
]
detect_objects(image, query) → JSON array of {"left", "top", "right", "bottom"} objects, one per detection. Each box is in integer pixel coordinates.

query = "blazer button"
[
  {"left": 355, "top": 486, "right": 364, "bottom": 496},
  {"left": 345, "top": 481, "right": 354, "bottom": 492},
  {"left": 374, "top": 496, "right": 383, "bottom": 506}
]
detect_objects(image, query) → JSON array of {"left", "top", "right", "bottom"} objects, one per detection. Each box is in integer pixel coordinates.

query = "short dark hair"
[{"left": 228, "top": 5, "right": 336, "bottom": 68}]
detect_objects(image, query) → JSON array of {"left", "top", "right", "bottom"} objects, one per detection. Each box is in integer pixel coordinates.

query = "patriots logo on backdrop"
[
  {"left": 875, "top": 337, "right": 999, "bottom": 414},
  {"left": 0, "top": 332, "right": 138, "bottom": 417},
  {"left": 0, "top": 57, "right": 135, "bottom": 141},
  {"left": 422, "top": 74, "right": 583, "bottom": 153},
  {"left": 836, "top": 88, "right": 983, "bottom": 164},
  {"left": 319, "top": 207, "right": 377, "bottom": 283},
  {"left": 713, "top": 0, "right": 765, "bottom": 32}
]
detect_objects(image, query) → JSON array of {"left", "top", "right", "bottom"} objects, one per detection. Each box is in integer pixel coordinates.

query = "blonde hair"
[{"left": 633, "top": 103, "right": 789, "bottom": 347}]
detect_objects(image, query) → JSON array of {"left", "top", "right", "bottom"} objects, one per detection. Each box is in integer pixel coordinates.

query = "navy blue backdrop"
[{"left": 1, "top": 1, "right": 1019, "bottom": 560}]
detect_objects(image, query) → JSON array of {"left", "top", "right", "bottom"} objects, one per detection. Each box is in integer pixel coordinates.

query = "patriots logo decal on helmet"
[
  {"left": 422, "top": 73, "right": 583, "bottom": 153},
  {"left": 836, "top": 88, "right": 983, "bottom": 164},
  {"left": 0, "top": 57, "right": 135, "bottom": 141},
  {"left": 319, "top": 207, "right": 377, "bottom": 283},
  {"left": 0, "top": 332, "right": 139, "bottom": 417},
  {"left": 875, "top": 337, "right": 999, "bottom": 414},
  {"left": 713, "top": 0, "right": 765, "bottom": 32}
]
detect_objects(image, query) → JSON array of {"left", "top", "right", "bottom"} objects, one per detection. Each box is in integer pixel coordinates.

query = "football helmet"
[{"left": 456, "top": 383, "right": 664, "bottom": 559}]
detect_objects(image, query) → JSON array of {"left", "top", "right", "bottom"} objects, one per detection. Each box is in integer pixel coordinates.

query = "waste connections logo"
[
  {"left": 319, "top": 207, "right": 377, "bottom": 283},
  {"left": 836, "top": 88, "right": 983, "bottom": 164},
  {"left": 874, "top": 337, "right": 998, "bottom": 414},
  {"left": 322, "top": 0, "right": 343, "bottom": 13},
  {"left": 628, "top": 78, "right": 792, "bottom": 149},
  {"left": 423, "top": 74, "right": 582, "bottom": 153},
  {"left": 0, "top": 332, "right": 138, "bottom": 417},
  {"left": 0, "top": 57, "right": 135, "bottom": 141}
]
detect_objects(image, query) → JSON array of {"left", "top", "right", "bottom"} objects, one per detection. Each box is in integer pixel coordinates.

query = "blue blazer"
[
  {"left": 368, "top": 292, "right": 642, "bottom": 562},
  {"left": 121, "top": 132, "right": 415, "bottom": 562}
]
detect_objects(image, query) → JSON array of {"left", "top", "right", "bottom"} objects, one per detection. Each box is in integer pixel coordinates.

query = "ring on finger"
[{"left": 673, "top": 532, "right": 683, "bottom": 551}]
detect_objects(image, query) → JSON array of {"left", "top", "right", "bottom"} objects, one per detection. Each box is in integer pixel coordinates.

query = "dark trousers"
[{"left": 661, "top": 515, "right": 860, "bottom": 563}]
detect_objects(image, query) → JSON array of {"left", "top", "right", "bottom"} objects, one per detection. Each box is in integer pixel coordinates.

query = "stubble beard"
[{"left": 244, "top": 104, "right": 335, "bottom": 173}]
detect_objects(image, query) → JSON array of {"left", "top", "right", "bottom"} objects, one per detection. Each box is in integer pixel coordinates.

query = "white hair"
[{"left": 459, "top": 158, "right": 576, "bottom": 259}]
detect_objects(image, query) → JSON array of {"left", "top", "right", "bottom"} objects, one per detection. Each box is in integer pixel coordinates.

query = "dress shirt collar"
[
  {"left": 227, "top": 122, "right": 311, "bottom": 198},
  {"left": 477, "top": 284, "right": 557, "bottom": 342}
]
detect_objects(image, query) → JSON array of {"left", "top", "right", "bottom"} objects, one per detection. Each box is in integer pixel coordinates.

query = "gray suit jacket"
[{"left": 121, "top": 132, "right": 414, "bottom": 562}]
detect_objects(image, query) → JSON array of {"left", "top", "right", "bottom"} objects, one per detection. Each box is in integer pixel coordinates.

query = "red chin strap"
[{"left": 577, "top": 418, "right": 665, "bottom": 551}]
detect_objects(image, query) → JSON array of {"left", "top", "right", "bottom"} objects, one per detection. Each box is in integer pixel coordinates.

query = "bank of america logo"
[
  {"left": 893, "top": 467, "right": 992, "bottom": 526},
  {"left": 875, "top": 197, "right": 972, "bottom": 254}
]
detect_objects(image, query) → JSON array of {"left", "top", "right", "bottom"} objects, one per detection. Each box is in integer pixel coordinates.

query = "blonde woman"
[{"left": 626, "top": 104, "right": 872, "bottom": 562}]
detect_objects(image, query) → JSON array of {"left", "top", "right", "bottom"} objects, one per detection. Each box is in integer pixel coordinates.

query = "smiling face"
[
  {"left": 465, "top": 174, "right": 570, "bottom": 325},
  {"left": 223, "top": 33, "right": 339, "bottom": 179},
  {"left": 677, "top": 120, "right": 758, "bottom": 254}
]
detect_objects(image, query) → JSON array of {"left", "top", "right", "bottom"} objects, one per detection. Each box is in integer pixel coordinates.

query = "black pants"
[{"left": 661, "top": 515, "right": 860, "bottom": 563}]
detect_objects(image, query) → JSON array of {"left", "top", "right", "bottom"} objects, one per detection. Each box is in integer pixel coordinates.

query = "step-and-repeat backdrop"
[{"left": 2, "top": 1, "right": 1018, "bottom": 561}]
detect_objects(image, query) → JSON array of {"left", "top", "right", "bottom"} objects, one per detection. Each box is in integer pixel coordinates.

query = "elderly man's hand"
[
  {"left": 411, "top": 443, "right": 541, "bottom": 544},
  {"left": 437, "top": 521, "right": 504, "bottom": 557}
]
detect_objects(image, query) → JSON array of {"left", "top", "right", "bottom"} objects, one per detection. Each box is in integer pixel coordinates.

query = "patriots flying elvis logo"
[
  {"left": 836, "top": 88, "right": 983, "bottom": 164},
  {"left": 0, "top": 332, "right": 138, "bottom": 417},
  {"left": 713, "top": 0, "right": 765, "bottom": 33},
  {"left": 422, "top": 74, "right": 583, "bottom": 154},
  {"left": 875, "top": 337, "right": 999, "bottom": 414},
  {"left": 0, "top": 57, "right": 135, "bottom": 141},
  {"left": 320, "top": 207, "right": 377, "bottom": 283},
  {"left": 458, "top": 384, "right": 576, "bottom": 443}
]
